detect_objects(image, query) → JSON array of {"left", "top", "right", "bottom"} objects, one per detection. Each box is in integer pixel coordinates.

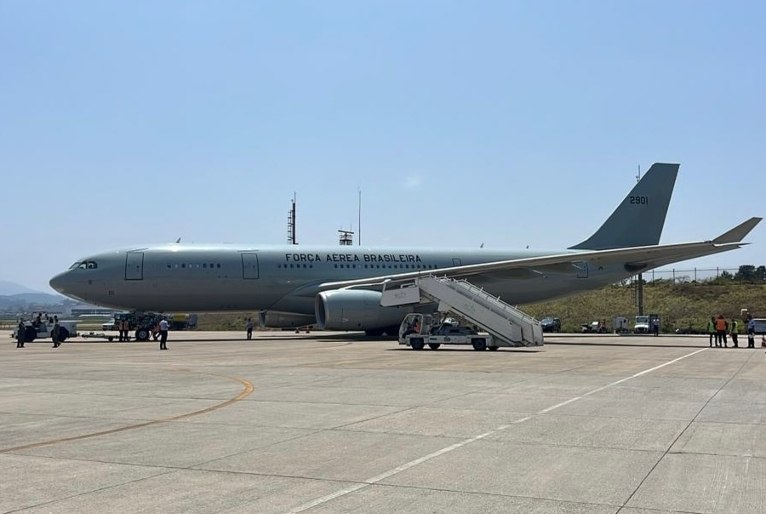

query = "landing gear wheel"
[
  {"left": 488, "top": 346, "right": 499, "bottom": 351},
  {"left": 472, "top": 339, "right": 487, "bottom": 351},
  {"left": 135, "top": 328, "right": 150, "bottom": 342},
  {"left": 428, "top": 343, "right": 441, "bottom": 350},
  {"left": 410, "top": 338, "right": 425, "bottom": 351}
]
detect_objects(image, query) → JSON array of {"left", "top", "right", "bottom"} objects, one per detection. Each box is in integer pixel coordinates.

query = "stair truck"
[{"left": 398, "top": 313, "right": 496, "bottom": 351}]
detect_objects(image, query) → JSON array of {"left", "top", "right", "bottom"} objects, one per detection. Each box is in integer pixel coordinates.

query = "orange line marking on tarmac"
[{"left": 0, "top": 373, "right": 254, "bottom": 454}]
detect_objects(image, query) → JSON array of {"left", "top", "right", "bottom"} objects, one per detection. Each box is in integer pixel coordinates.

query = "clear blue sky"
[{"left": 2, "top": 1, "right": 764, "bottom": 292}]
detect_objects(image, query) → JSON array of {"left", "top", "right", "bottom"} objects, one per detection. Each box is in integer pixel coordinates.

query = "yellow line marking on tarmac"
[{"left": 0, "top": 373, "right": 254, "bottom": 454}]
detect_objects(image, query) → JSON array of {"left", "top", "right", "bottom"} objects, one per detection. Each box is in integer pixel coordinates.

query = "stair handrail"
[{"left": 439, "top": 278, "right": 540, "bottom": 325}]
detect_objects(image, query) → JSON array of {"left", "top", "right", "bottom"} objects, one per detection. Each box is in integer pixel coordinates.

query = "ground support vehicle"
[
  {"left": 634, "top": 314, "right": 660, "bottom": 334},
  {"left": 581, "top": 320, "right": 608, "bottom": 333},
  {"left": 613, "top": 316, "right": 629, "bottom": 333},
  {"left": 169, "top": 313, "right": 198, "bottom": 330},
  {"left": 12, "top": 320, "right": 77, "bottom": 343},
  {"left": 398, "top": 313, "right": 496, "bottom": 351},
  {"left": 110, "top": 312, "right": 165, "bottom": 341}
]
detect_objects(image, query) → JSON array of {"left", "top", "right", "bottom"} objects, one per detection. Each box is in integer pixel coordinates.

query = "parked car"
[{"left": 540, "top": 317, "right": 561, "bottom": 333}]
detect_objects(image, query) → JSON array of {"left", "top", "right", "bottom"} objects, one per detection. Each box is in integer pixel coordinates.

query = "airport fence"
[{"left": 641, "top": 267, "right": 758, "bottom": 283}]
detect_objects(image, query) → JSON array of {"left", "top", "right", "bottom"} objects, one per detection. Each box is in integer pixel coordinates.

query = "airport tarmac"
[{"left": 2, "top": 331, "right": 765, "bottom": 513}]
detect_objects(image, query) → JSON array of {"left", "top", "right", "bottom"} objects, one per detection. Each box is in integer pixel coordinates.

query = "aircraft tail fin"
[{"left": 569, "top": 163, "right": 679, "bottom": 250}]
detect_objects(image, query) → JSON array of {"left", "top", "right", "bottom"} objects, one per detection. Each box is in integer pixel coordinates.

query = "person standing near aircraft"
[
  {"left": 51, "top": 318, "right": 61, "bottom": 348},
  {"left": 245, "top": 317, "right": 254, "bottom": 340},
  {"left": 16, "top": 320, "right": 25, "bottom": 348},
  {"left": 708, "top": 316, "right": 716, "bottom": 347},
  {"left": 715, "top": 315, "right": 728, "bottom": 348},
  {"left": 730, "top": 317, "right": 739, "bottom": 348},
  {"left": 158, "top": 317, "right": 169, "bottom": 350},
  {"left": 747, "top": 314, "right": 756, "bottom": 348}
]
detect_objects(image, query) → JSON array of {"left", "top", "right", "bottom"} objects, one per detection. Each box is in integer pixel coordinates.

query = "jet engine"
[
  {"left": 315, "top": 289, "right": 414, "bottom": 333},
  {"left": 258, "top": 311, "right": 316, "bottom": 329}
]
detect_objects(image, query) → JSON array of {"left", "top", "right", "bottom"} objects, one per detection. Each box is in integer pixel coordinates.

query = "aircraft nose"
[{"left": 49, "top": 271, "right": 70, "bottom": 294}]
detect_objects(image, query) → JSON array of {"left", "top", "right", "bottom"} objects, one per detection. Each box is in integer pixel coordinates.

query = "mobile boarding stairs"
[{"left": 381, "top": 275, "right": 544, "bottom": 348}]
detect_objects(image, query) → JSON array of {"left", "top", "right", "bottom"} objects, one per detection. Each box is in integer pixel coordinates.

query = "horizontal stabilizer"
[{"left": 712, "top": 217, "right": 762, "bottom": 244}]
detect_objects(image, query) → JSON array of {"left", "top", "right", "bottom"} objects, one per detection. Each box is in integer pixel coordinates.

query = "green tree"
[{"left": 735, "top": 265, "right": 757, "bottom": 283}]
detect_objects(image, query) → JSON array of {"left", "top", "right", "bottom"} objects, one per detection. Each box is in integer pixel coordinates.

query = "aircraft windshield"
[{"left": 69, "top": 261, "right": 98, "bottom": 270}]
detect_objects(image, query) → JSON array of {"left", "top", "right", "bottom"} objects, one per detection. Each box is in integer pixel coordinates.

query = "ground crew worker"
[
  {"left": 246, "top": 317, "right": 254, "bottom": 340},
  {"left": 51, "top": 319, "right": 61, "bottom": 348},
  {"left": 715, "top": 315, "right": 728, "bottom": 348},
  {"left": 16, "top": 320, "right": 25, "bottom": 348},
  {"left": 747, "top": 315, "right": 756, "bottom": 348},
  {"left": 730, "top": 318, "right": 739, "bottom": 348},
  {"left": 707, "top": 316, "right": 716, "bottom": 347},
  {"left": 158, "top": 317, "right": 169, "bottom": 350},
  {"left": 119, "top": 319, "right": 130, "bottom": 342}
]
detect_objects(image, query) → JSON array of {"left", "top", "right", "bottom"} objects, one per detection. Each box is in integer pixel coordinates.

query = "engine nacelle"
[
  {"left": 315, "top": 289, "right": 414, "bottom": 331},
  {"left": 258, "top": 311, "right": 315, "bottom": 329}
]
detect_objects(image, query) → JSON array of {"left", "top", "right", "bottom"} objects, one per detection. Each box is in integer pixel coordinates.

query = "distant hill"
[
  {"left": 0, "top": 292, "right": 64, "bottom": 309},
  {"left": 0, "top": 280, "right": 41, "bottom": 296}
]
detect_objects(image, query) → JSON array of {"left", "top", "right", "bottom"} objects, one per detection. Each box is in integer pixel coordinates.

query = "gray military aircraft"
[{"left": 50, "top": 163, "right": 760, "bottom": 335}]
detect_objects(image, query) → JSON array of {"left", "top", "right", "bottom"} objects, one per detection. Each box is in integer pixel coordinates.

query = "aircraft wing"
[{"left": 308, "top": 217, "right": 761, "bottom": 293}]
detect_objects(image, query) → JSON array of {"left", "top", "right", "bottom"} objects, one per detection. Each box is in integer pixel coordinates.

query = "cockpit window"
[{"left": 70, "top": 260, "right": 98, "bottom": 270}]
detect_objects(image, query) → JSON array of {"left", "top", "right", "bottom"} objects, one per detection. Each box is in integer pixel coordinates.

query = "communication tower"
[{"left": 338, "top": 229, "right": 354, "bottom": 246}]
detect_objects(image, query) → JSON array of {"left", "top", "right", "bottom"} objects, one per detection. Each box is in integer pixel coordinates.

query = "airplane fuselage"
[{"left": 50, "top": 244, "right": 630, "bottom": 314}]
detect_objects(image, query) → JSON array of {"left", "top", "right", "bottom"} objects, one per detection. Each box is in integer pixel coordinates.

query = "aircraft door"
[
  {"left": 125, "top": 252, "right": 144, "bottom": 280},
  {"left": 242, "top": 253, "right": 260, "bottom": 279}
]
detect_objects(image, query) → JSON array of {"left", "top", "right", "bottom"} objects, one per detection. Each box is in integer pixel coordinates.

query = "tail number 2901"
[{"left": 629, "top": 195, "right": 649, "bottom": 205}]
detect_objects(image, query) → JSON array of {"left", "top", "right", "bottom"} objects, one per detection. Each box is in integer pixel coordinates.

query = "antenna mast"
[
  {"left": 358, "top": 188, "right": 362, "bottom": 246},
  {"left": 635, "top": 165, "right": 644, "bottom": 316},
  {"left": 287, "top": 193, "right": 297, "bottom": 245}
]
